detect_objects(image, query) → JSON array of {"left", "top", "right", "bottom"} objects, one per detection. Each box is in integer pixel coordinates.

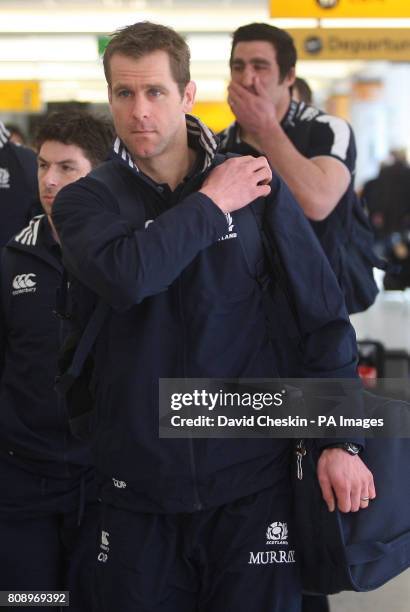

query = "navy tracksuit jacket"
[
  {"left": 52, "top": 117, "right": 360, "bottom": 515},
  {"left": 0, "top": 215, "right": 92, "bottom": 481},
  {"left": 0, "top": 215, "right": 98, "bottom": 610}
]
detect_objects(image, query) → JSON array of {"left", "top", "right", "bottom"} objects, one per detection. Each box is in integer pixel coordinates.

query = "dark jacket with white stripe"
[
  {"left": 52, "top": 115, "right": 359, "bottom": 513},
  {"left": 0, "top": 122, "right": 41, "bottom": 249},
  {"left": 219, "top": 101, "right": 357, "bottom": 286},
  {"left": 0, "top": 215, "right": 92, "bottom": 477}
]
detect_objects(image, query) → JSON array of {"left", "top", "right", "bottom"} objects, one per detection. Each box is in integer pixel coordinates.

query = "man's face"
[
  {"left": 230, "top": 41, "right": 295, "bottom": 108},
  {"left": 38, "top": 141, "right": 92, "bottom": 216},
  {"left": 108, "top": 50, "right": 195, "bottom": 163}
]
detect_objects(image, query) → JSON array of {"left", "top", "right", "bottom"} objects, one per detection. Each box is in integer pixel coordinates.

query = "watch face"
[{"left": 346, "top": 443, "right": 360, "bottom": 455}]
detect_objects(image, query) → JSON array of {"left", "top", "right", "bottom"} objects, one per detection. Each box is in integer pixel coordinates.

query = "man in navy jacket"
[
  {"left": 0, "top": 111, "right": 113, "bottom": 610},
  {"left": 52, "top": 22, "right": 374, "bottom": 612}
]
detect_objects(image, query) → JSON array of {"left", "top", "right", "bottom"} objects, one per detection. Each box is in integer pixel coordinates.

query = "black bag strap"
[
  {"left": 54, "top": 267, "right": 71, "bottom": 319},
  {"left": 260, "top": 212, "right": 304, "bottom": 340},
  {"left": 56, "top": 300, "right": 110, "bottom": 394},
  {"left": 233, "top": 207, "right": 265, "bottom": 281},
  {"left": 234, "top": 203, "right": 304, "bottom": 342},
  {"left": 56, "top": 161, "right": 140, "bottom": 394}
]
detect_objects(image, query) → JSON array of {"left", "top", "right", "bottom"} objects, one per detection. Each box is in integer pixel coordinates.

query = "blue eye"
[{"left": 118, "top": 90, "right": 131, "bottom": 98}]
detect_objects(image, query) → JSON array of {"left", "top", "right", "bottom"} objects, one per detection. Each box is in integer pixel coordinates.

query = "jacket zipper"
[
  {"left": 148, "top": 175, "right": 205, "bottom": 512},
  {"left": 9, "top": 232, "right": 70, "bottom": 472}
]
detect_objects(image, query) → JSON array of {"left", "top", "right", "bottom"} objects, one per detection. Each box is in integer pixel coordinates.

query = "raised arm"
[
  {"left": 52, "top": 156, "right": 272, "bottom": 311},
  {"left": 228, "top": 77, "right": 353, "bottom": 221}
]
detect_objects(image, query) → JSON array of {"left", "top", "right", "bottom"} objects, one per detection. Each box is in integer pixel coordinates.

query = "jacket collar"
[
  {"left": 111, "top": 114, "right": 219, "bottom": 178},
  {"left": 14, "top": 215, "right": 44, "bottom": 247},
  {"left": 10, "top": 215, "right": 62, "bottom": 272}
]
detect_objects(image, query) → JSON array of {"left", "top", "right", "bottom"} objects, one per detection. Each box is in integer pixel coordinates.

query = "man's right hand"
[{"left": 199, "top": 155, "right": 272, "bottom": 213}]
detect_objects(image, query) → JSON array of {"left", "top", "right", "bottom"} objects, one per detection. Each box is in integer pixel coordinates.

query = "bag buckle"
[{"left": 296, "top": 439, "right": 306, "bottom": 480}]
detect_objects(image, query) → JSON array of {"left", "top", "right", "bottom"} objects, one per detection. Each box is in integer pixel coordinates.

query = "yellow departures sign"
[
  {"left": 270, "top": 0, "right": 410, "bottom": 19},
  {"left": 0, "top": 81, "right": 41, "bottom": 112},
  {"left": 290, "top": 28, "right": 410, "bottom": 60}
]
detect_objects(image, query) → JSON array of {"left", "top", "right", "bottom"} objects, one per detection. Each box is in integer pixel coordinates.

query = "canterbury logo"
[{"left": 12, "top": 273, "right": 37, "bottom": 295}]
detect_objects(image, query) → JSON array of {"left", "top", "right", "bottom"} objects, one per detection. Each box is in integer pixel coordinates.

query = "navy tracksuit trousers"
[
  {"left": 0, "top": 455, "right": 98, "bottom": 612},
  {"left": 96, "top": 480, "right": 302, "bottom": 612}
]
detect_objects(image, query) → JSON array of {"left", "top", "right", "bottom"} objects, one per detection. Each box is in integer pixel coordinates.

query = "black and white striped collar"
[
  {"left": 14, "top": 215, "right": 44, "bottom": 247},
  {"left": 282, "top": 99, "right": 303, "bottom": 129},
  {"left": 0, "top": 121, "right": 10, "bottom": 149},
  {"left": 185, "top": 114, "right": 218, "bottom": 171},
  {"left": 111, "top": 114, "right": 218, "bottom": 176}
]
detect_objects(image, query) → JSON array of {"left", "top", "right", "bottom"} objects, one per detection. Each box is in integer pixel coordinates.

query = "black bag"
[
  {"left": 283, "top": 109, "right": 384, "bottom": 315},
  {"left": 235, "top": 210, "right": 410, "bottom": 593},
  {"left": 335, "top": 192, "right": 385, "bottom": 315},
  {"left": 293, "top": 394, "right": 410, "bottom": 594}
]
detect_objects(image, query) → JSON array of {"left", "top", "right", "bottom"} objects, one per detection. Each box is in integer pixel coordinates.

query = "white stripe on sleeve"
[{"left": 315, "top": 114, "right": 351, "bottom": 161}]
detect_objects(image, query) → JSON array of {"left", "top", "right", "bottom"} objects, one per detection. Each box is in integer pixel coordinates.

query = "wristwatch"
[{"left": 324, "top": 442, "right": 362, "bottom": 456}]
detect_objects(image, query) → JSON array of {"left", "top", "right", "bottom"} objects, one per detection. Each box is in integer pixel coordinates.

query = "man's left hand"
[{"left": 317, "top": 448, "right": 376, "bottom": 513}]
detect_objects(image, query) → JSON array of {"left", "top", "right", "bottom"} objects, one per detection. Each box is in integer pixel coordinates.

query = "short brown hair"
[
  {"left": 103, "top": 21, "right": 190, "bottom": 96},
  {"left": 35, "top": 111, "right": 114, "bottom": 168}
]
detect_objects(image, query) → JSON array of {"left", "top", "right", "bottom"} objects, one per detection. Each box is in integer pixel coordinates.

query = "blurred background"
[
  {"left": 1, "top": 3, "right": 409, "bottom": 608},
  {"left": 2, "top": 0, "right": 410, "bottom": 188}
]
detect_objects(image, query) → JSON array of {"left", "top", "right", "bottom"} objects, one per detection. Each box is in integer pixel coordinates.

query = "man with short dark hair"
[
  {"left": 52, "top": 21, "right": 373, "bottom": 612},
  {"left": 0, "top": 111, "right": 113, "bottom": 611},
  {"left": 220, "top": 23, "right": 357, "bottom": 293}
]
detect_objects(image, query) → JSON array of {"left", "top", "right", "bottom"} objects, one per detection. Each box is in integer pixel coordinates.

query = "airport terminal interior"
[{"left": 0, "top": 1, "right": 409, "bottom": 611}]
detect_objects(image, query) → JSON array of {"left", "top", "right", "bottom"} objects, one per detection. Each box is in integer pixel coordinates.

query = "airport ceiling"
[
  {"left": 0, "top": 0, "right": 263, "bottom": 7},
  {"left": 0, "top": 0, "right": 391, "bottom": 107}
]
